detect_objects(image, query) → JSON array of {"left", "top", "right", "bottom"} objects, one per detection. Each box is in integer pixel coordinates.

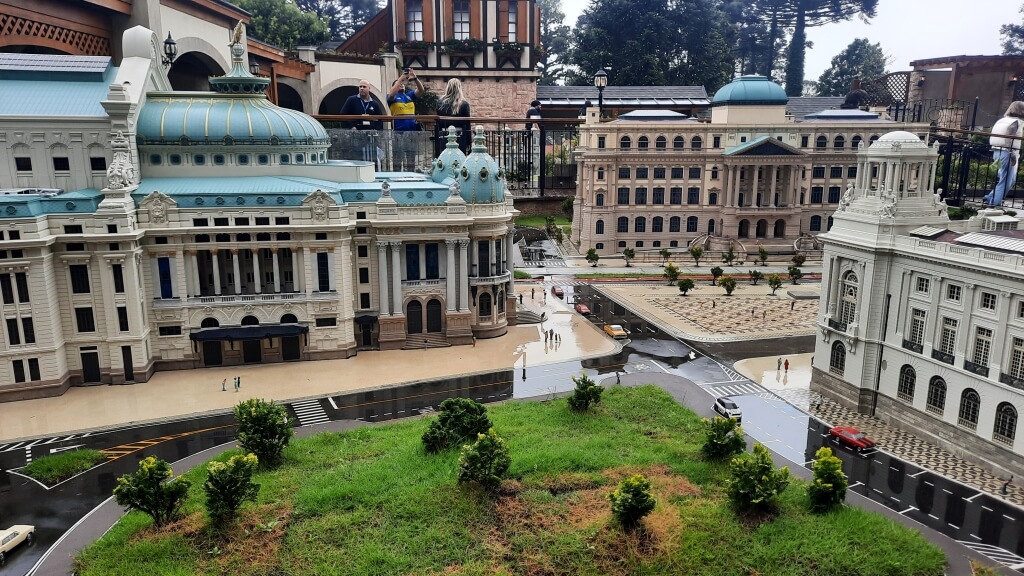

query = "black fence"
[{"left": 929, "top": 127, "right": 1024, "bottom": 210}]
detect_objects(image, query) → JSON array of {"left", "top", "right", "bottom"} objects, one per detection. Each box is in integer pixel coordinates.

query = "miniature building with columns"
[
  {"left": 0, "top": 26, "right": 517, "bottom": 402},
  {"left": 812, "top": 130, "right": 1024, "bottom": 475}
]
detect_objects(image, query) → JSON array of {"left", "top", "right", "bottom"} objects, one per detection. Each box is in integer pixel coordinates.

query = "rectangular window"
[
  {"left": 713, "top": 136, "right": 721, "bottom": 148},
  {"left": 8, "top": 231, "right": 19, "bottom": 240},
  {"left": 812, "top": 166, "right": 825, "bottom": 178},
  {"left": 947, "top": 284, "right": 962, "bottom": 302},
  {"left": 275, "top": 217, "right": 290, "bottom": 225},
  {"left": 157, "top": 257, "right": 172, "bottom": 299},
  {"left": 425, "top": 243, "right": 439, "bottom": 279},
  {"left": 830, "top": 166, "right": 843, "bottom": 178},
  {"left": 453, "top": 0, "right": 470, "bottom": 39},
  {"left": 360, "top": 293, "right": 372, "bottom": 309},
  {"left": 214, "top": 217, "right": 229, "bottom": 226},
  {"left": 27, "top": 358, "right": 39, "bottom": 381},
  {"left": 117, "top": 306, "right": 130, "bottom": 332},
  {"left": 810, "top": 187, "right": 824, "bottom": 203},
  {"left": 847, "top": 166, "right": 858, "bottom": 178},
  {"left": 828, "top": 186, "right": 841, "bottom": 203},
  {"left": 0, "top": 274, "right": 12, "bottom": 304},
  {"left": 235, "top": 217, "right": 250, "bottom": 226},
  {"left": 6, "top": 318, "right": 20, "bottom": 345},
  {"left": 618, "top": 167, "right": 630, "bottom": 179},
  {"left": 69, "top": 264, "right": 90, "bottom": 294},
  {"left": 909, "top": 309, "right": 926, "bottom": 345},
  {"left": 22, "top": 317, "right": 34, "bottom": 344},
  {"left": 1011, "top": 337, "right": 1024, "bottom": 380},
  {"left": 670, "top": 187, "right": 682, "bottom": 205},
  {"left": 15, "top": 273, "right": 28, "bottom": 303},
  {"left": 15, "top": 157, "right": 31, "bottom": 171},
  {"left": 687, "top": 217, "right": 698, "bottom": 233},
  {"left": 688, "top": 167, "right": 701, "bottom": 179},
  {"left": 973, "top": 326, "right": 992, "bottom": 365},
  {"left": 75, "top": 307, "right": 96, "bottom": 332},
  {"left": 315, "top": 317, "right": 337, "bottom": 327},
  {"left": 357, "top": 245, "right": 369, "bottom": 258},
  {"left": 652, "top": 188, "right": 664, "bottom": 204},
  {"left": 359, "top": 267, "right": 370, "bottom": 284},
  {"left": 940, "top": 317, "right": 957, "bottom": 355},
  {"left": 687, "top": 188, "right": 700, "bottom": 205},
  {"left": 634, "top": 188, "right": 647, "bottom": 204},
  {"left": 671, "top": 167, "right": 684, "bottom": 179},
  {"left": 64, "top": 225, "right": 83, "bottom": 234},
  {"left": 597, "top": 136, "right": 606, "bottom": 149},
  {"left": 981, "top": 292, "right": 997, "bottom": 311},
  {"left": 158, "top": 325, "right": 182, "bottom": 336},
  {"left": 916, "top": 277, "right": 930, "bottom": 294},
  {"left": 800, "top": 135, "right": 809, "bottom": 148},
  {"left": 316, "top": 252, "right": 330, "bottom": 291},
  {"left": 112, "top": 264, "right": 125, "bottom": 293},
  {"left": 617, "top": 188, "right": 630, "bottom": 205},
  {"left": 406, "top": 243, "right": 420, "bottom": 280},
  {"left": 507, "top": 0, "right": 517, "bottom": 41},
  {"left": 193, "top": 218, "right": 209, "bottom": 227},
  {"left": 669, "top": 217, "right": 680, "bottom": 232},
  {"left": 406, "top": 0, "right": 424, "bottom": 41},
  {"left": 636, "top": 167, "right": 649, "bottom": 179},
  {"left": 91, "top": 157, "right": 107, "bottom": 171},
  {"left": 53, "top": 157, "right": 70, "bottom": 171},
  {"left": 257, "top": 217, "right": 271, "bottom": 226},
  {"left": 653, "top": 167, "right": 665, "bottom": 179},
  {"left": 12, "top": 359, "right": 25, "bottom": 383},
  {"left": 1019, "top": 301, "right": 1024, "bottom": 319}
]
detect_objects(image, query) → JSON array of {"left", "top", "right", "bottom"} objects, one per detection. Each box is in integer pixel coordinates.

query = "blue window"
[
  {"left": 635, "top": 188, "right": 647, "bottom": 204},
  {"left": 828, "top": 186, "right": 841, "bottom": 203},
  {"left": 617, "top": 217, "right": 628, "bottom": 233},
  {"left": 669, "top": 216, "right": 680, "bottom": 232},
  {"left": 810, "top": 187, "right": 823, "bottom": 203},
  {"left": 688, "top": 167, "right": 701, "bottom": 179},
  {"left": 687, "top": 216, "right": 698, "bottom": 232},
  {"left": 810, "top": 215, "right": 822, "bottom": 231},
  {"left": 158, "top": 257, "right": 172, "bottom": 298},
  {"left": 636, "top": 167, "right": 649, "bottom": 179},
  {"left": 317, "top": 252, "right": 330, "bottom": 291},
  {"left": 653, "top": 167, "right": 666, "bottom": 179},
  {"left": 617, "top": 188, "right": 630, "bottom": 204},
  {"left": 671, "top": 167, "right": 684, "bottom": 179},
  {"left": 478, "top": 240, "right": 490, "bottom": 275},
  {"left": 596, "top": 193, "right": 604, "bottom": 206},
  {"left": 618, "top": 167, "right": 630, "bottom": 179},
  {"left": 652, "top": 217, "right": 663, "bottom": 233},
  {"left": 425, "top": 243, "right": 439, "bottom": 279},
  {"left": 634, "top": 217, "right": 646, "bottom": 233},
  {"left": 670, "top": 187, "right": 682, "bottom": 204},
  {"left": 596, "top": 220, "right": 605, "bottom": 234},
  {"left": 687, "top": 187, "right": 700, "bottom": 204},
  {"left": 652, "top": 187, "right": 664, "bottom": 204}
]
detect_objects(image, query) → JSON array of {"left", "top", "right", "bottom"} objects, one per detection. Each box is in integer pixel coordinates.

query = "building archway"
[
  {"left": 241, "top": 315, "right": 260, "bottom": 326},
  {"left": 407, "top": 300, "right": 423, "bottom": 334},
  {"left": 426, "top": 299, "right": 443, "bottom": 332},
  {"left": 738, "top": 219, "right": 749, "bottom": 238},
  {"left": 277, "top": 82, "right": 305, "bottom": 112},
  {"left": 317, "top": 78, "right": 386, "bottom": 115},
  {"left": 201, "top": 317, "right": 220, "bottom": 328},
  {"left": 755, "top": 219, "right": 768, "bottom": 238},
  {"left": 773, "top": 219, "right": 786, "bottom": 238},
  {"left": 168, "top": 50, "right": 225, "bottom": 91}
]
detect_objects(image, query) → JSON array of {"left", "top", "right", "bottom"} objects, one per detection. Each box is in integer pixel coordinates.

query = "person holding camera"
[
  {"left": 388, "top": 68, "right": 425, "bottom": 132},
  {"left": 984, "top": 101, "right": 1024, "bottom": 207}
]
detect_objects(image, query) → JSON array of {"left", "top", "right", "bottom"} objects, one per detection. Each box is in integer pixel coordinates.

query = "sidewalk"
[{"left": 519, "top": 255, "right": 823, "bottom": 280}]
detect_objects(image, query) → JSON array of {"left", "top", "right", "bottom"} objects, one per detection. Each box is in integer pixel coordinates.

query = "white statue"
[
  {"left": 381, "top": 181, "right": 391, "bottom": 197},
  {"left": 106, "top": 131, "right": 136, "bottom": 190},
  {"left": 230, "top": 21, "right": 244, "bottom": 46},
  {"left": 837, "top": 185, "right": 854, "bottom": 212},
  {"left": 881, "top": 194, "right": 897, "bottom": 218},
  {"left": 449, "top": 180, "right": 461, "bottom": 197}
]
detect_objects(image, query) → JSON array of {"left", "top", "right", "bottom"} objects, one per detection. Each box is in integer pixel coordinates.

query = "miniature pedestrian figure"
[
  {"left": 762, "top": 310, "right": 767, "bottom": 319},
  {"left": 1002, "top": 475, "right": 1014, "bottom": 495},
  {"left": 544, "top": 330, "right": 549, "bottom": 342},
  {"left": 700, "top": 301, "right": 705, "bottom": 309},
  {"left": 784, "top": 359, "right": 789, "bottom": 373},
  {"left": 751, "top": 308, "right": 755, "bottom": 317},
  {"left": 234, "top": 376, "right": 240, "bottom": 392},
  {"left": 712, "top": 300, "right": 716, "bottom": 309},
  {"left": 790, "top": 300, "right": 796, "bottom": 311},
  {"left": 221, "top": 378, "right": 227, "bottom": 392},
  {"left": 519, "top": 293, "right": 523, "bottom": 304},
  {"left": 472, "top": 335, "right": 477, "bottom": 347},
  {"left": 616, "top": 370, "right": 621, "bottom": 385},
  {"left": 777, "top": 357, "right": 782, "bottom": 371},
  {"left": 531, "top": 287, "right": 535, "bottom": 299}
]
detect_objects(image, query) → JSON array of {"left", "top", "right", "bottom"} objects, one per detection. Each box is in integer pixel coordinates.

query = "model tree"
[
  {"left": 663, "top": 263, "right": 681, "bottom": 284},
  {"left": 678, "top": 278, "right": 695, "bottom": 295},
  {"left": 586, "top": 248, "right": 600, "bottom": 267},
  {"left": 622, "top": 248, "right": 635, "bottom": 267},
  {"left": 689, "top": 245, "right": 704, "bottom": 267}
]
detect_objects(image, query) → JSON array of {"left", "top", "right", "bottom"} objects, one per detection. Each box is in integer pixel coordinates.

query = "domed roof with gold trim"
[{"left": 458, "top": 126, "right": 504, "bottom": 204}]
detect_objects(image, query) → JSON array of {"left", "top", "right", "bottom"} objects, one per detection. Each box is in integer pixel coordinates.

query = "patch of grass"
[
  {"left": 574, "top": 272, "right": 658, "bottom": 279},
  {"left": 23, "top": 449, "right": 105, "bottom": 484},
  {"left": 76, "top": 387, "right": 946, "bottom": 576},
  {"left": 513, "top": 269, "right": 532, "bottom": 279},
  {"left": 516, "top": 215, "right": 570, "bottom": 228}
]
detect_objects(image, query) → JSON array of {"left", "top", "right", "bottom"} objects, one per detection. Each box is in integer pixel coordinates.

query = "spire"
[{"left": 209, "top": 28, "right": 270, "bottom": 95}]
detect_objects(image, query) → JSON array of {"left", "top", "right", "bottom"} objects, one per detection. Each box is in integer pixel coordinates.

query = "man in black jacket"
[{"left": 340, "top": 80, "right": 384, "bottom": 130}]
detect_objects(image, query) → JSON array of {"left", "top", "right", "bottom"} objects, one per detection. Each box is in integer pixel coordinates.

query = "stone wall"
[
  {"left": 422, "top": 78, "right": 536, "bottom": 121},
  {"left": 512, "top": 197, "right": 566, "bottom": 217}
]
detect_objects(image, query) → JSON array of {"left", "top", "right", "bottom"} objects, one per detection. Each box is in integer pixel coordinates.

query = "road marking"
[
  {"left": 49, "top": 444, "right": 85, "bottom": 454},
  {"left": 99, "top": 426, "right": 231, "bottom": 461},
  {"left": 898, "top": 506, "right": 916, "bottom": 514},
  {"left": 328, "top": 397, "right": 338, "bottom": 410},
  {"left": 965, "top": 492, "right": 983, "bottom": 502}
]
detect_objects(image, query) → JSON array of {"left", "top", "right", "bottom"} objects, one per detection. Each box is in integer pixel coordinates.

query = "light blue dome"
[
  {"left": 459, "top": 126, "right": 504, "bottom": 204},
  {"left": 431, "top": 126, "right": 467, "bottom": 183},
  {"left": 711, "top": 75, "right": 788, "bottom": 106},
  {"left": 137, "top": 95, "right": 329, "bottom": 146}
]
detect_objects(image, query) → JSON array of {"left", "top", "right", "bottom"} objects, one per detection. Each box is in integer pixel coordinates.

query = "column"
[
  {"left": 231, "top": 250, "right": 241, "bottom": 294},
  {"left": 252, "top": 248, "right": 262, "bottom": 294},
  {"left": 418, "top": 243, "right": 426, "bottom": 280},
  {"left": 470, "top": 237, "right": 478, "bottom": 276},
  {"left": 303, "top": 246, "right": 314, "bottom": 296},
  {"left": 505, "top": 233, "right": 514, "bottom": 273},
  {"left": 272, "top": 249, "right": 281, "bottom": 293},
  {"left": 377, "top": 241, "right": 391, "bottom": 315},
  {"left": 956, "top": 284, "right": 977, "bottom": 359},
  {"left": 458, "top": 239, "right": 470, "bottom": 311},
  {"left": 769, "top": 165, "right": 778, "bottom": 206},
  {"left": 752, "top": 164, "right": 760, "bottom": 206},
  {"left": 211, "top": 250, "right": 222, "bottom": 295},
  {"left": 290, "top": 248, "right": 299, "bottom": 292},
  {"left": 489, "top": 237, "right": 497, "bottom": 277},
  {"left": 191, "top": 251, "right": 202, "bottom": 296},
  {"left": 338, "top": 240, "right": 353, "bottom": 319},
  {"left": 390, "top": 241, "right": 402, "bottom": 314},
  {"left": 174, "top": 249, "right": 187, "bottom": 301},
  {"left": 445, "top": 239, "right": 457, "bottom": 311}
]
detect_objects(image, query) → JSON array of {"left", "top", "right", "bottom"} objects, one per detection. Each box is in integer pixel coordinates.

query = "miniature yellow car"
[
  {"left": 0, "top": 524, "right": 34, "bottom": 564},
  {"left": 602, "top": 324, "right": 628, "bottom": 339}
]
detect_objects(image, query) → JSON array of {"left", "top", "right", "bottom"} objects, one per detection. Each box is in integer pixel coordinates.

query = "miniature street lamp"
[
  {"left": 593, "top": 68, "right": 608, "bottom": 118},
  {"left": 162, "top": 32, "right": 178, "bottom": 67}
]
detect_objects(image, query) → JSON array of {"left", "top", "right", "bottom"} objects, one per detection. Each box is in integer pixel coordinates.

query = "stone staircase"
[
  {"left": 401, "top": 333, "right": 452, "bottom": 350},
  {"left": 515, "top": 307, "right": 544, "bottom": 324}
]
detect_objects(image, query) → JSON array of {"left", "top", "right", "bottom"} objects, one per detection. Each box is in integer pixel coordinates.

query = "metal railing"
[
  {"left": 315, "top": 115, "right": 581, "bottom": 197},
  {"left": 929, "top": 127, "right": 1024, "bottom": 209}
]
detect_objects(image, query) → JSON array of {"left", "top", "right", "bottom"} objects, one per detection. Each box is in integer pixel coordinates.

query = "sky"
[{"left": 557, "top": 0, "right": 1022, "bottom": 81}]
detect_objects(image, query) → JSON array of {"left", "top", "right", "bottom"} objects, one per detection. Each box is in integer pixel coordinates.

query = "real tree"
[
  {"left": 537, "top": 0, "right": 572, "bottom": 85},
  {"left": 780, "top": 0, "right": 879, "bottom": 96},
  {"left": 816, "top": 38, "right": 889, "bottom": 96},
  {"left": 294, "top": 0, "right": 382, "bottom": 42},
  {"left": 234, "top": 0, "right": 331, "bottom": 50},
  {"left": 1002, "top": 3, "right": 1024, "bottom": 55}
]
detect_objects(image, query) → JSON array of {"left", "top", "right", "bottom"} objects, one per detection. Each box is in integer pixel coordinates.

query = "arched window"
[
  {"left": 897, "top": 365, "right": 916, "bottom": 402},
  {"left": 652, "top": 216, "right": 664, "bottom": 233},
  {"left": 691, "top": 136, "right": 702, "bottom": 150},
  {"left": 673, "top": 135, "right": 685, "bottom": 150},
  {"left": 773, "top": 219, "right": 786, "bottom": 238},
  {"left": 708, "top": 192, "right": 718, "bottom": 205},
  {"left": 686, "top": 216, "right": 698, "bottom": 232},
  {"left": 638, "top": 136, "right": 649, "bottom": 150},
  {"left": 810, "top": 215, "right": 822, "bottom": 231},
  {"left": 852, "top": 135, "right": 863, "bottom": 149},
  {"left": 596, "top": 193, "right": 604, "bottom": 206},
  {"left": 827, "top": 216, "right": 834, "bottom": 230},
  {"left": 926, "top": 377, "right": 946, "bottom": 415},
  {"left": 201, "top": 317, "right": 219, "bottom": 328},
  {"left": 479, "top": 292, "right": 492, "bottom": 317},
  {"left": 634, "top": 217, "right": 646, "bottom": 233},
  {"left": 281, "top": 314, "right": 298, "bottom": 324},
  {"left": 617, "top": 217, "right": 629, "bottom": 233},
  {"left": 958, "top": 389, "right": 980, "bottom": 430},
  {"left": 497, "top": 290, "right": 505, "bottom": 314},
  {"left": 829, "top": 341, "right": 846, "bottom": 376},
  {"left": 738, "top": 219, "right": 750, "bottom": 238},
  {"left": 276, "top": 232, "right": 291, "bottom": 241},
  {"left": 839, "top": 271, "right": 858, "bottom": 326},
  {"left": 595, "top": 220, "right": 605, "bottom": 234},
  {"left": 994, "top": 402, "right": 1017, "bottom": 445},
  {"left": 241, "top": 315, "right": 260, "bottom": 326},
  {"left": 237, "top": 233, "right": 252, "bottom": 242},
  {"left": 869, "top": 134, "right": 880, "bottom": 144},
  {"left": 708, "top": 219, "right": 715, "bottom": 234},
  {"left": 655, "top": 136, "right": 667, "bottom": 149},
  {"left": 834, "top": 135, "right": 845, "bottom": 150},
  {"left": 815, "top": 135, "right": 828, "bottom": 150},
  {"left": 669, "top": 216, "right": 680, "bottom": 232},
  {"left": 620, "top": 136, "right": 631, "bottom": 150}
]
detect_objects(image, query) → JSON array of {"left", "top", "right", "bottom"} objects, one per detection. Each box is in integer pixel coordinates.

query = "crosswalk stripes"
[
  {"left": 956, "top": 541, "right": 1024, "bottom": 567},
  {"left": 0, "top": 432, "right": 93, "bottom": 453},
  {"left": 704, "top": 382, "right": 768, "bottom": 398},
  {"left": 291, "top": 399, "right": 330, "bottom": 426},
  {"left": 719, "top": 364, "right": 746, "bottom": 382}
]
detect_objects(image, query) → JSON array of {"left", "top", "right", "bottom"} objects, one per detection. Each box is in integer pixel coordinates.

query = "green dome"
[
  {"left": 431, "top": 126, "right": 467, "bottom": 183},
  {"left": 711, "top": 75, "right": 788, "bottom": 106},
  {"left": 459, "top": 126, "right": 504, "bottom": 204}
]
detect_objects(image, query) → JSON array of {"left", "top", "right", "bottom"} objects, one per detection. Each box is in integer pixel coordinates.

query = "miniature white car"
[{"left": 0, "top": 524, "right": 35, "bottom": 564}]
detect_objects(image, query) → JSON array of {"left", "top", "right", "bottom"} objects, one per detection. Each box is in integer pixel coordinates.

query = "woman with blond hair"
[
  {"left": 984, "top": 101, "right": 1024, "bottom": 207},
  {"left": 436, "top": 78, "right": 472, "bottom": 151}
]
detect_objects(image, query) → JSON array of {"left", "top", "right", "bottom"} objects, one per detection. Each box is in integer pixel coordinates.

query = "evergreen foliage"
[
  {"left": 808, "top": 447, "right": 848, "bottom": 512},
  {"left": 663, "top": 263, "right": 681, "bottom": 284},
  {"left": 817, "top": 38, "right": 889, "bottom": 96},
  {"left": 689, "top": 245, "right": 704, "bottom": 266},
  {"left": 608, "top": 474, "right": 657, "bottom": 529},
  {"left": 234, "top": 0, "right": 330, "bottom": 50},
  {"left": 1001, "top": 3, "right": 1024, "bottom": 55},
  {"left": 113, "top": 457, "right": 191, "bottom": 527},
  {"left": 701, "top": 416, "right": 746, "bottom": 459},
  {"left": 567, "top": 374, "right": 604, "bottom": 412},
  {"left": 677, "top": 278, "right": 695, "bottom": 295},
  {"left": 458, "top": 429, "right": 511, "bottom": 491},
  {"left": 719, "top": 275, "right": 737, "bottom": 295},
  {"left": 204, "top": 453, "right": 260, "bottom": 525},
  {"left": 728, "top": 443, "right": 791, "bottom": 514},
  {"left": 710, "top": 266, "right": 724, "bottom": 285},
  {"left": 235, "top": 398, "right": 294, "bottom": 469},
  {"left": 767, "top": 273, "right": 783, "bottom": 295},
  {"left": 422, "top": 398, "right": 493, "bottom": 453}
]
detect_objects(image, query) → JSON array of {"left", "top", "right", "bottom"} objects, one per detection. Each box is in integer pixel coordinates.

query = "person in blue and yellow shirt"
[{"left": 387, "top": 68, "right": 425, "bottom": 131}]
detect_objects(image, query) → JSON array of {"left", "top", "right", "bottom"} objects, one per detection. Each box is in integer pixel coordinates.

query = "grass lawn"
[
  {"left": 515, "top": 215, "right": 570, "bottom": 228},
  {"left": 23, "top": 449, "right": 105, "bottom": 484},
  {"left": 75, "top": 386, "right": 945, "bottom": 576}
]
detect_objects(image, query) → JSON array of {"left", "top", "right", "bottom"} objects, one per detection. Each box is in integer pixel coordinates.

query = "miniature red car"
[
  {"left": 551, "top": 286, "right": 564, "bottom": 298},
  {"left": 829, "top": 426, "right": 876, "bottom": 451},
  {"left": 574, "top": 302, "right": 591, "bottom": 315}
]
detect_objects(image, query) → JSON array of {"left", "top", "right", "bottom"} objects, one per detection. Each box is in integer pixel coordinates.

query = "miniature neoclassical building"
[
  {"left": 813, "top": 130, "right": 1024, "bottom": 474},
  {"left": 0, "top": 27, "right": 517, "bottom": 402},
  {"left": 572, "top": 75, "right": 929, "bottom": 258}
]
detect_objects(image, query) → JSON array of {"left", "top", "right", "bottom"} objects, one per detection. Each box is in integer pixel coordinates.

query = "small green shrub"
[
  {"left": 767, "top": 273, "right": 783, "bottom": 295},
  {"left": 727, "top": 443, "right": 790, "bottom": 515},
  {"left": 23, "top": 449, "right": 104, "bottom": 484},
  {"left": 689, "top": 245, "right": 703, "bottom": 266},
  {"left": 513, "top": 270, "right": 531, "bottom": 279},
  {"left": 791, "top": 253, "right": 807, "bottom": 267},
  {"left": 787, "top": 266, "right": 803, "bottom": 285},
  {"left": 458, "top": 428, "right": 511, "bottom": 491},
  {"left": 808, "top": 446, "right": 847, "bottom": 513},
  {"left": 566, "top": 373, "right": 603, "bottom": 412},
  {"left": 758, "top": 246, "right": 769, "bottom": 265},
  {"left": 422, "top": 397, "right": 492, "bottom": 453},
  {"left": 748, "top": 270, "right": 763, "bottom": 285},
  {"left": 113, "top": 456, "right": 191, "bottom": 527},
  {"left": 677, "top": 278, "right": 695, "bottom": 295},
  {"left": 234, "top": 398, "right": 294, "bottom": 469},
  {"left": 710, "top": 266, "right": 724, "bottom": 285},
  {"left": 608, "top": 473, "right": 656, "bottom": 529},
  {"left": 701, "top": 416, "right": 746, "bottom": 460},
  {"left": 663, "top": 263, "right": 680, "bottom": 284},
  {"left": 718, "top": 275, "right": 737, "bottom": 295},
  {"left": 204, "top": 453, "right": 260, "bottom": 525}
]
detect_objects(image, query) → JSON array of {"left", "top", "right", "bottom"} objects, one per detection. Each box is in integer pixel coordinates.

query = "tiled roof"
[
  {"left": 786, "top": 96, "right": 846, "bottom": 119},
  {"left": 0, "top": 59, "right": 117, "bottom": 117},
  {"left": 0, "top": 189, "right": 103, "bottom": 218}
]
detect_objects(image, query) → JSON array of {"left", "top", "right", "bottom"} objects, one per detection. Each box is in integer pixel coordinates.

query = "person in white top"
[{"left": 983, "top": 101, "right": 1024, "bottom": 207}]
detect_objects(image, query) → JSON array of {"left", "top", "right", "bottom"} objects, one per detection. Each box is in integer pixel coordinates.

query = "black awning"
[
  {"left": 354, "top": 315, "right": 379, "bottom": 325},
  {"left": 189, "top": 324, "right": 309, "bottom": 342}
]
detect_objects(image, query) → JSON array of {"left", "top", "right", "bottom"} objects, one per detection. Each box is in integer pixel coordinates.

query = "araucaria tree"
[
  {"left": 816, "top": 38, "right": 888, "bottom": 96},
  {"left": 1002, "top": 3, "right": 1024, "bottom": 55},
  {"left": 537, "top": 0, "right": 572, "bottom": 84},
  {"left": 780, "top": 0, "right": 879, "bottom": 96}
]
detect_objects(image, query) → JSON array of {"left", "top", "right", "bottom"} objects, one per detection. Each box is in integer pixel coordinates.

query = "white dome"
[{"left": 869, "top": 130, "right": 927, "bottom": 149}]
